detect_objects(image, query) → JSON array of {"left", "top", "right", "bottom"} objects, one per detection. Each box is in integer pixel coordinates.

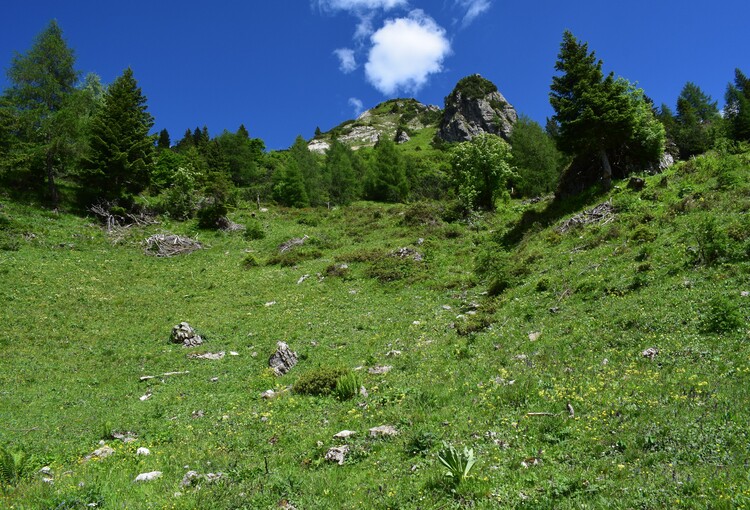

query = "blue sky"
[{"left": 1, "top": 1, "right": 748, "bottom": 150}]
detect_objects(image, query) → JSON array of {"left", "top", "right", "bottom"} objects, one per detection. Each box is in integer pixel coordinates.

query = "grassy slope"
[{"left": 0, "top": 149, "right": 749, "bottom": 509}]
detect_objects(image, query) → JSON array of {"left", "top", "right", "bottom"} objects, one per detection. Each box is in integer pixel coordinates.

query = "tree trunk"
[{"left": 599, "top": 148, "right": 612, "bottom": 190}]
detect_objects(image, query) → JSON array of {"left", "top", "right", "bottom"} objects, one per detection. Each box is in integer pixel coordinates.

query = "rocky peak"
[{"left": 438, "top": 74, "right": 517, "bottom": 143}]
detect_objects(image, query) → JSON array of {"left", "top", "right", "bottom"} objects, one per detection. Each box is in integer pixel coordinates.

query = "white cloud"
[
  {"left": 364, "top": 10, "right": 451, "bottom": 95},
  {"left": 349, "top": 97, "right": 365, "bottom": 116},
  {"left": 456, "top": 0, "right": 492, "bottom": 27},
  {"left": 334, "top": 48, "right": 357, "bottom": 73},
  {"left": 317, "top": 0, "right": 408, "bottom": 12}
]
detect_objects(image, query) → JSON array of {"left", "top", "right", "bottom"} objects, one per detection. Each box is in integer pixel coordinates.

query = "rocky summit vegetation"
[{"left": 1, "top": 22, "right": 750, "bottom": 510}]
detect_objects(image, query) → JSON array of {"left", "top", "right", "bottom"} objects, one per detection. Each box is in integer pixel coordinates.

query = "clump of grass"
[
  {"left": 293, "top": 367, "right": 350, "bottom": 396},
  {"left": 333, "top": 371, "right": 361, "bottom": 400},
  {"left": 266, "top": 247, "right": 323, "bottom": 267},
  {"left": 242, "top": 253, "right": 260, "bottom": 268},
  {"left": 243, "top": 220, "right": 266, "bottom": 240},
  {"left": 700, "top": 295, "right": 743, "bottom": 334}
]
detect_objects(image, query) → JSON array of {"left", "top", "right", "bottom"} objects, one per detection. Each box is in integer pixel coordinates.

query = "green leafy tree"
[
  {"left": 550, "top": 30, "right": 664, "bottom": 189},
  {"left": 79, "top": 67, "right": 155, "bottom": 207},
  {"left": 215, "top": 125, "right": 265, "bottom": 187},
  {"left": 509, "top": 116, "right": 563, "bottom": 197},
  {"left": 3, "top": 20, "right": 79, "bottom": 206},
  {"left": 450, "top": 133, "right": 515, "bottom": 211},
  {"left": 725, "top": 68, "right": 750, "bottom": 142},
  {"left": 365, "top": 136, "right": 408, "bottom": 202}
]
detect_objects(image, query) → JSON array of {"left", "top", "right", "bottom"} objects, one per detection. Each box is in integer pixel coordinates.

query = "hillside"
[
  {"left": 308, "top": 98, "right": 443, "bottom": 153},
  {"left": 1, "top": 147, "right": 749, "bottom": 508}
]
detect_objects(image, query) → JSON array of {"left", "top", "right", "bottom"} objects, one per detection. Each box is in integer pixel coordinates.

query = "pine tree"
[
  {"left": 550, "top": 31, "right": 663, "bottom": 189},
  {"left": 273, "top": 156, "right": 309, "bottom": 207},
  {"left": 79, "top": 67, "right": 155, "bottom": 207},
  {"left": 672, "top": 82, "right": 720, "bottom": 158},
  {"left": 326, "top": 138, "right": 359, "bottom": 205},
  {"left": 4, "top": 20, "right": 79, "bottom": 206},
  {"left": 289, "top": 135, "right": 327, "bottom": 206}
]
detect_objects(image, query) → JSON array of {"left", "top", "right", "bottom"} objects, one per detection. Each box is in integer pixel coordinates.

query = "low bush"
[{"left": 293, "top": 367, "right": 350, "bottom": 396}]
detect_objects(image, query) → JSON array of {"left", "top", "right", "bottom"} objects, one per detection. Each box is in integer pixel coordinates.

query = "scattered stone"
[
  {"left": 642, "top": 347, "right": 659, "bottom": 360},
  {"left": 171, "top": 322, "right": 203, "bottom": 347},
  {"left": 191, "top": 410, "right": 205, "bottom": 419},
  {"left": 134, "top": 471, "right": 162, "bottom": 482},
  {"left": 139, "top": 393, "right": 152, "bottom": 401},
  {"left": 277, "top": 499, "right": 297, "bottom": 510},
  {"left": 567, "top": 402, "right": 575, "bottom": 418},
  {"left": 513, "top": 354, "right": 528, "bottom": 361},
  {"left": 368, "top": 365, "right": 392, "bottom": 375},
  {"left": 412, "top": 320, "right": 421, "bottom": 326},
  {"left": 385, "top": 350, "right": 402, "bottom": 357},
  {"left": 136, "top": 447, "right": 151, "bottom": 456},
  {"left": 391, "top": 247, "right": 423, "bottom": 262},
  {"left": 210, "top": 377, "right": 219, "bottom": 382},
  {"left": 521, "top": 458, "right": 541, "bottom": 469},
  {"left": 325, "top": 445, "right": 350, "bottom": 465},
  {"left": 180, "top": 470, "right": 201, "bottom": 487},
  {"left": 442, "top": 305, "right": 452, "bottom": 311},
  {"left": 39, "top": 466, "right": 53, "bottom": 475},
  {"left": 297, "top": 274, "right": 310, "bottom": 285},
  {"left": 269, "top": 341, "right": 298, "bottom": 376},
  {"left": 528, "top": 331, "right": 541, "bottom": 342},
  {"left": 549, "top": 307, "right": 560, "bottom": 314},
  {"left": 349, "top": 289, "right": 357, "bottom": 295},
  {"left": 359, "top": 386, "right": 369, "bottom": 398},
  {"left": 187, "top": 351, "right": 225, "bottom": 360},
  {"left": 742, "top": 291, "right": 749, "bottom": 297},
  {"left": 261, "top": 389, "right": 277, "bottom": 399},
  {"left": 112, "top": 431, "right": 138, "bottom": 443},
  {"left": 278, "top": 235, "right": 309, "bottom": 254},
  {"left": 369, "top": 425, "right": 399, "bottom": 438},
  {"left": 602, "top": 358, "right": 609, "bottom": 366},
  {"left": 333, "top": 430, "right": 357, "bottom": 440},
  {"left": 265, "top": 301, "right": 277, "bottom": 307},
  {"left": 230, "top": 351, "right": 239, "bottom": 356}
]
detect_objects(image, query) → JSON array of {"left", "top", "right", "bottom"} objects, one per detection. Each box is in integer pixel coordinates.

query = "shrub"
[
  {"left": 691, "top": 214, "right": 732, "bottom": 266},
  {"left": 197, "top": 201, "right": 228, "bottom": 229},
  {"left": 293, "top": 367, "right": 350, "bottom": 396},
  {"left": 242, "top": 253, "right": 260, "bottom": 268},
  {"left": 700, "top": 295, "right": 743, "bottom": 334},
  {"left": 0, "top": 445, "right": 32, "bottom": 487},
  {"left": 243, "top": 220, "right": 266, "bottom": 240}
]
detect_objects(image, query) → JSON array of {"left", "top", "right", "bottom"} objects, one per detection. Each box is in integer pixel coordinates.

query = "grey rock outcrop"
[
  {"left": 438, "top": 74, "right": 517, "bottom": 143},
  {"left": 171, "top": 322, "right": 203, "bottom": 347},
  {"left": 269, "top": 341, "right": 298, "bottom": 376}
]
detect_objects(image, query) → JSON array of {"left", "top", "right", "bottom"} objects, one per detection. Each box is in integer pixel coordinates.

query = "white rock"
[
  {"left": 333, "top": 430, "right": 357, "bottom": 439},
  {"left": 265, "top": 301, "right": 276, "bottom": 307},
  {"left": 139, "top": 393, "right": 152, "bottom": 401},
  {"left": 369, "top": 425, "right": 398, "bottom": 438},
  {"left": 325, "top": 445, "right": 350, "bottom": 465},
  {"left": 136, "top": 447, "right": 151, "bottom": 456},
  {"left": 134, "top": 471, "right": 162, "bottom": 482},
  {"left": 528, "top": 331, "right": 541, "bottom": 342},
  {"left": 368, "top": 365, "right": 392, "bottom": 375},
  {"left": 230, "top": 351, "right": 239, "bottom": 356}
]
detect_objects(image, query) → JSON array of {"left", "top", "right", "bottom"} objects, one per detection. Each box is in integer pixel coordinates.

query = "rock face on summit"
[{"left": 438, "top": 74, "right": 517, "bottom": 143}]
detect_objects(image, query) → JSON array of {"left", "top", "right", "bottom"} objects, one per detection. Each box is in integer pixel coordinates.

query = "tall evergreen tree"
[
  {"left": 550, "top": 31, "right": 664, "bottom": 189},
  {"left": 273, "top": 156, "right": 309, "bottom": 207},
  {"left": 725, "top": 68, "right": 750, "bottom": 142},
  {"left": 157, "top": 128, "right": 171, "bottom": 149},
  {"left": 288, "top": 135, "right": 327, "bottom": 206},
  {"left": 79, "top": 67, "right": 154, "bottom": 207},
  {"left": 4, "top": 20, "right": 79, "bottom": 206},
  {"left": 365, "top": 136, "right": 408, "bottom": 202},
  {"left": 325, "top": 138, "right": 359, "bottom": 205},
  {"left": 672, "top": 82, "right": 721, "bottom": 158}
]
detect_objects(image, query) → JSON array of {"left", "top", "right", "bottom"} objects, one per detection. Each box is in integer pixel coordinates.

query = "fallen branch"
[
  {"left": 144, "top": 233, "right": 203, "bottom": 257},
  {"left": 556, "top": 200, "right": 615, "bottom": 234},
  {"left": 139, "top": 370, "right": 190, "bottom": 382}
]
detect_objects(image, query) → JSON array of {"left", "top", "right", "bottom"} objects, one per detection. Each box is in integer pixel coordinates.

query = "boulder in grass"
[
  {"left": 171, "top": 322, "right": 203, "bottom": 347},
  {"left": 269, "top": 341, "right": 298, "bottom": 376}
]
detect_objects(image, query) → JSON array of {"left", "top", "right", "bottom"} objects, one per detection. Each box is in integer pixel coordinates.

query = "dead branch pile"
[
  {"left": 278, "top": 235, "right": 309, "bottom": 253},
  {"left": 90, "top": 202, "right": 158, "bottom": 233},
  {"left": 556, "top": 200, "right": 615, "bottom": 234},
  {"left": 144, "top": 234, "right": 203, "bottom": 257}
]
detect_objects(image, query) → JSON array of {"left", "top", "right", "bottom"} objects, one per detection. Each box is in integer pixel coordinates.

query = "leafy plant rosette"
[{"left": 437, "top": 442, "right": 477, "bottom": 484}]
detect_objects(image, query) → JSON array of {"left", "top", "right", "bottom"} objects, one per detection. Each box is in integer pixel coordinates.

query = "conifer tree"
[
  {"left": 365, "top": 136, "right": 408, "bottom": 202},
  {"left": 79, "top": 67, "right": 154, "bottom": 207},
  {"left": 157, "top": 129, "right": 171, "bottom": 149},
  {"left": 289, "top": 135, "right": 327, "bottom": 206},
  {"left": 550, "top": 31, "right": 663, "bottom": 189},
  {"left": 273, "top": 156, "right": 309, "bottom": 207},
  {"left": 673, "top": 82, "right": 720, "bottom": 158},
  {"left": 325, "top": 138, "right": 359, "bottom": 205},
  {"left": 725, "top": 68, "right": 750, "bottom": 142},
  {"left": 4, "top": 20, "right": 79, "bottom": 206}
]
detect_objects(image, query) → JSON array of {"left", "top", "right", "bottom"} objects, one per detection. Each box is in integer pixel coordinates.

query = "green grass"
[{"left": 1, "top": 148, "right": 750, "bottom": 508}]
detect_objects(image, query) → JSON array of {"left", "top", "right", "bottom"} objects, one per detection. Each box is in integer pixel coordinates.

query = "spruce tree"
[
  {"left": 365, "top": 136, "right": 408, "bottom": 202},
  {"left": 80, "top": 67, "right": 154, "bottom": 207},
  {"left": 157, "top": 129, "right": 171, "bottom": 149},
  {"left": 326, "top": 138, "right": 359, "bottom": 205},
  {"left": 672, "top": 82, "right": 720, "bottom": 158},
  {"left": 550, "top": 31, "right": 663, "bottom": 189}
]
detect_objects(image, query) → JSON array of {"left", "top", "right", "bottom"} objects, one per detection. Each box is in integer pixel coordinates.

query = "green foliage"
[
  {"left": 450, "top": 74, "right": 498, "bottom": 101},
  {"left": 273, "top": 155, "right": 309, "bottom": 208},
  {"left": 671, "top": 82, "right": 722, "bottom": 159},
  {"left": 325, "top": 138, "right": 360, "bottom": 205},
  {"left": 215, "top": 126, "right": 265, "bottom": 187},
  {"left": 333, "top": 371, "right": 361, "bottom": 400},
  {"left": 243, "top": 220, "right": 266, "bottom": 240},
  {"left": 365, "top": 137, "right": 409, "bottom": 202},
  {"left": 450, "top": 133, "right": 515, "bottom": 211},
  {"left": 700, "top": 295, "right": 743, "bottom": 334},
  {"left": 550, "top": 31, "right": 664, "bottom": 189},
  {"left": 293, "top": 367, "right": 350, "bottom": 396},
  {"left": 437, "top": 442, "right": 477, "bottom": 484},
  {"left": 510, "top": 116, "right": 563, "bottom": 197},
  {"left": 79, "top": 68, "right": 155, "bottom": 208},
  {"left": 0, "top": 445, "right": 32, "bottom": 488},
  {"left": 156, "top": 166, "right": 199, "bottom": 220},
  {"left": 242, "top": 253, "right": 260, "bottom": 268},
  {"left": 690, "top": 213, "right": 732, "bottom": 266},
  {"left": 725, "top": 68, "right": 750, "bottom": 142}
]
